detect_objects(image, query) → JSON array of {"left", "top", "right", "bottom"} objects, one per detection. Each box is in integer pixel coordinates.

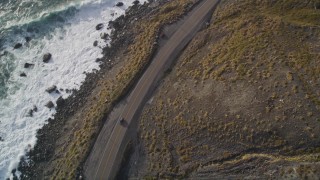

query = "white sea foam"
[{"left": 0, "top": 0, "right": 146, "bottom": 179}]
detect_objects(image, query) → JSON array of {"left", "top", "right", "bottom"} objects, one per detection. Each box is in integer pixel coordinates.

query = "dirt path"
[{"left": 84, "top": 0, "right": 221, "bottom": 179}]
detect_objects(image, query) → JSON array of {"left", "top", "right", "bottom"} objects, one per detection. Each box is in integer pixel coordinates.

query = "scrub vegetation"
[
  {"left": 49, "top": 0, "right": 196, "bottom": 179},
  {"left": 134, "top": 0, "right": 320, "bottom": 179}
]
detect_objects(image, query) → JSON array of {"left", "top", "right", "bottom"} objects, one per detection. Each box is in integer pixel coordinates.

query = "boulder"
[
  {"left": 28, "top": 109, "right": 33, "bottom": 117},
  {"left": 46, "top": 85, "right": 57, "bottom": 93},
  {"left": 13, "top": 175, "right": 18, "bottom": 180},
  {"left": 24, "top": 63, "right": 34, "bottom": 68},
  {"left": 93, "top": 41, "right": 98, "bottom": 47},
  {"left": 108, "top": 20, "right": 121, "bottom": 29},
  {"left": 45, "top": 101, "right": 54, "bottom": 108},
  {"left": 14, "top": 43, "right": 22, "bottom": 49},
  {"left": 116, "top": 2, "right": 124, "bottom": 7},
  {"left": 33, "top": 105, "right": 38, "bottom": 112},
  {"left": 25, "top": 37, "right": 31, "bottom": 43},
  {"left": 133, "top": 0, "right": 140, "bottom": 5},
  {"left": 43, "top": 53, "right": 52, "bottom": 63},
  {"left": 56, "top": 96, "right": 65, "bottom": 107},
  {"left": 20, "top": 72, "right": 27, "bottom": 77},
  {"left": 100, "top": 33, "right": 109, "bottom": 40},
  {"left": 95, "top": 23, "right": 104, "bottom": 30}
]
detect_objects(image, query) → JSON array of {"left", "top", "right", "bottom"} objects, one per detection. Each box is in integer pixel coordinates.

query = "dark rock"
[
  {"left": 93, "top": 41, "right": 98, "bottom": 47},
  {"left": 25, "top": 37, "right": 31, "bottom": 43},
  {"left": 45, "top": 101, "right": 54, "bottom": 108},
  {"left": 0, "top": 137, "right": 3, "bottom": 141},
  {"left": 56, "top": 96, "right": 65, "bottom": 107},
  {"left": 46, "top": 85, "right": 57, "bottom": 93},
  {"left": 48, "top": 118, "right": 53, "bottom": 123},
  {"left": 100, "top": 33, "right": 109, "bottom": 40},
  {"left": 33, "top": 105, "right": 38, "bottom": 112},
  {"left": 11, "top": 169, "right": 16, "bottom": 174},
  {"left": 28, "top": 109, "right": 33, "bottom": 117},
  {"left": 95, "top": 58, "right": 102, "bottom": 62},
  {"left": 315, "top": 2, "right": 320, "bottom": 9},
  {"left": 108, "top": 20, "right": 121, "bottom": 29},
  {"left": 24, "top": 63, "right": 34, "bottom": 68},
  {"left": 116, "top": 2, "right": 124, "bottom": 7},
  {"left": 133, "top": 0, "right": 140, "bottom": 5},
  {"left": 43, "top": 53, "right": 52, "bottom": 63},
  {"left": 55, "top": 90, "right": 60, "bottom": 94},
  {"left": 20, "top": 72, "right": 27, "bottom": 77},
  {"left": 13, "top": 174, "right": 18, "bottom": 180},
  {"left": 95, "top": 23, "right": 104, "bottom": 30},
  {"left": 14, "top": 43, "right": 22, "bottom": 49},
  {"left": 0, "top": 51, "right": 7, "bottom": 58}
]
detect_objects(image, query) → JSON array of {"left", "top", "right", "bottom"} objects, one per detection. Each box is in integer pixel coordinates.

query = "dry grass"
[
  {"left": 50, "top": 0, "right": 194, "bottom": 179},
  {"left": 136, "top": 0, "right": 320, "bottom": 179}
]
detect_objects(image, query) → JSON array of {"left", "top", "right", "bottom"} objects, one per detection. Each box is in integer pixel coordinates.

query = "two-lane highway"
[{"left": 84, "top": 0, "right": 221, "bottom": 179}]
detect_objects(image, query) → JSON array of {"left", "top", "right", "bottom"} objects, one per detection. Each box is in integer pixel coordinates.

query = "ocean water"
[{"left": 0, "top": 0, "right": 145, "bottom": 179}]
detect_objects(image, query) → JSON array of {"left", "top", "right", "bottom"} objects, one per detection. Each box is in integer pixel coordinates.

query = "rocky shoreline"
[
  {"left": 16, "top": 1, "right": 159, "bottom": 179},
  {"left": 11, "top": 0, "right": 320, "bottom": 179},
  {"left": 10, "top": 0, "right": 203, "bottom": 179}
]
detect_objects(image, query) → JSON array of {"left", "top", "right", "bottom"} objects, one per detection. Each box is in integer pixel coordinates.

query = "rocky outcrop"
[
  {"left": 93, "top": 41, "right": 98, "bottom": 47},
  {"left": 108, "top": 20, "right": 121, "bottom": 30},
  {"left": 33, "top": 106, "right": 38, "bottom": 112},
  {"left": 133, "top": 0, "right": 140, "bottom": 5},
  {"left": 27, "top": 106, "right": 37, "bottom": 117},
  {"left": 46, "top": 86, "right": 57, "bottom": 93},
  {"left": 43, "top": 53, "right": 52, "bottom": 63},
  {"left": 96, "top": 23, "right": 104, "bottom": 30},
  {"left": 25, "top": 37, "right": 31, "bottom": 43},
  {"left": 28, "top": 109, "right": 34, "bottom": 117},
  {"left": 100, "top": 33, "right": 109, "bottom": 40},
  {"left": 45, "top": 101, "right": 54, "bottom": 108},
  {"left": 116, "top": 2, "right": 124, "bottom": 7},
  {"left": 56, "top": 97, "right": 65, "bottom": 107},
  {"left": 20, "top": 72, "right": 27, "bottom": 77},
  {"left": 14, "top": 43, "right": 22, "bottom": 49},
  {"left": 24, "top": 63, "right": 34, "bottom": 68}
]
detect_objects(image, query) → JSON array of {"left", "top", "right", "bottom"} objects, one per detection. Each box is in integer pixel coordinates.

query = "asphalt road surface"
[{"left": 84, "top": 0, "right": 220, "bottom": 179}]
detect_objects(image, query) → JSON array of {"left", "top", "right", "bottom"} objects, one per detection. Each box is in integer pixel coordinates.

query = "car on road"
[{"left": 119, "top": 118, "right": 126, "bottom": 126}]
